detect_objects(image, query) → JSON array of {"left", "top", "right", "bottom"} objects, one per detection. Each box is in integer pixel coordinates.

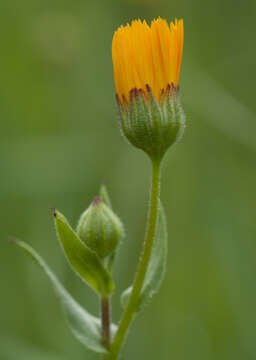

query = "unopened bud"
[{"left": 77, "top": 197, "right": 124, "bottom": 259}]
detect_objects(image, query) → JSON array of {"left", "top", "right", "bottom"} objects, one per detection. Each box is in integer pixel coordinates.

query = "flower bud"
[{"left": 77, "top": 197, "right": 124, "bottom": 259}]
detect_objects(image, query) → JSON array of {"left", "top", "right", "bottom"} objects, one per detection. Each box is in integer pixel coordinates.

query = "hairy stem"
[
  {"left": 101, "top": 296, "right": 111, "bottom": 352},
  {"left": 107, "top": 159, "right": 162, "bottom": 359}
]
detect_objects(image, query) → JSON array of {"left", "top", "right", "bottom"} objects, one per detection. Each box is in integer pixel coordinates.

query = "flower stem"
[
  {"left": 101, "top": 296, "right": 111, "bottom": 351},
  {"left": 107, "top": 159, "right": 162, "bottom": 360}
]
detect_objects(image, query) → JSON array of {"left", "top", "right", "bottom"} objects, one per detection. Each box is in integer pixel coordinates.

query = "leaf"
[
  {"left": 121, "top": 203, "right": 168, "bottom": 310},
  {"left": 99, "top": 185, "right": 119, "bottom": 272},
  {"left": 99, "top": 184, "right": 112, "bottom": 209},
  {"left": 54, "top": 210, "right": 114, "bottom": 296},
  {"left": 12, "top": 240, "right": 117, "bottom": 354}
]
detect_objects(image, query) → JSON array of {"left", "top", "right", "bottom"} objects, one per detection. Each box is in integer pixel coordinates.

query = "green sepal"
[
  {"left": 121, "top": 202, "right": 168, "bottom": 310},
  {"left": 164, "top": 85, "right": 185, "bottom": 144},
  {"left": 117, "top": 86, "right": 185, "bottom": 161},
  {"left": 54, "top": 210, "right": 114, "bottom": 296},
  {"left": 12, "top": 240, "right": 117, "bottom": 354}
]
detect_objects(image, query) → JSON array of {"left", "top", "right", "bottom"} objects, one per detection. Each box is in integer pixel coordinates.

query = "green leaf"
[
  {"left": 99, "top": 184, "right": 112, "bottom": 209},
  {"left": 12, "top": 240, "right": 117, "bottom": 354},
  {"left": 54, "top": 210, "right": 114, "bottom": 296},
  {"left": 99, "top": 185, "right": 121, "bottom": 272},
  {"left": 121, "top": 203, "right": 168, "bottom": 310}
]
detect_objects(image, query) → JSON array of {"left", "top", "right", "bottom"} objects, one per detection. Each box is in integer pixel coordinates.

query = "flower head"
[
  {"left": 112, "top": 17, "right": 184, "bottom": 104},
  {"left": 112, "top": 17, "right": 185, "bottom": 161}
]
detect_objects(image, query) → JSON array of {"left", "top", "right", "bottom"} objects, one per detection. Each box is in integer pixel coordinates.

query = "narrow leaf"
[
  {"left": 54, "top": 210, "right": 114, "bottom": 296},
  {"left": 121, "top": 203, "right": 168, "bottom": 310},
  {"left": 99, "top": 185, "right": 119, "bottom": 271},
  {"left": 99, "top": 184, "right": 112, "bottom": 209},
  {"left": 12, "top": 240, "right": 117, "bottom": 354}
]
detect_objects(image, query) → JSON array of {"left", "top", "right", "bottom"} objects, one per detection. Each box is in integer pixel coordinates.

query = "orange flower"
[{"left": 112, "top": 17, "right": 184, "bottom": 104}]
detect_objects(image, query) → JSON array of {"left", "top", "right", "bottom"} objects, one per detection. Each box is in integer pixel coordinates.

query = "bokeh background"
[{"left": 1, "top": 0, "right": 256, "bottom": 359}]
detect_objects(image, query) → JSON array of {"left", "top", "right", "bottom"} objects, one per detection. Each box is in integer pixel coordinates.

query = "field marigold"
[{"left": 112, "top": 17, "right": 185, "bottom": 161}]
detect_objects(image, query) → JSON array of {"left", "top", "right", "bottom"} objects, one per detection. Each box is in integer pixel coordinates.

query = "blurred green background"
[{"left": 1, "top": 0, "right": 256, "bottom": 359}]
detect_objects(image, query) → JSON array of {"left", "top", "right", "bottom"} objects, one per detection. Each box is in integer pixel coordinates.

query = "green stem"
[
  {"left": 101, "top": 296, "right": 111, "bottom": 352},
  {"left": 107, "top": 159, "right": 162, "bottom": 360}
]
